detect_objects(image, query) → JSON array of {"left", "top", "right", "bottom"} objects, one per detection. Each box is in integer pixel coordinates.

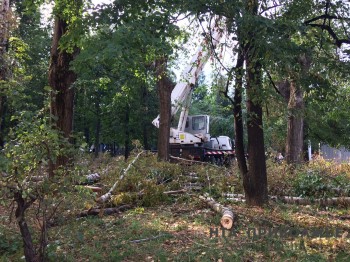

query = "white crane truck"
[{"left": 152, "top": 19, "right": 235, "bottom": 165}]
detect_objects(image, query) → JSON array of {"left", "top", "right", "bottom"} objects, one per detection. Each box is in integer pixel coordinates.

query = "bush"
[
  {"left": 293, "top": 170, "right": 350, "bottom": 198},
  {"left": 293, "top": 171, "right": 328, "bottom": 198}
]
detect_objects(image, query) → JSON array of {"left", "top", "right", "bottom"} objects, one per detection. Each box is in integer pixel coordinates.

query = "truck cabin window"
[{"left": 192, "top": 116, "right": 205, "bottom": 130}]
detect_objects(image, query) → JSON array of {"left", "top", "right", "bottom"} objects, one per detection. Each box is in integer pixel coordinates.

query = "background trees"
[{"left": 0, "top": 0, "right": 349, "bottom": 205}]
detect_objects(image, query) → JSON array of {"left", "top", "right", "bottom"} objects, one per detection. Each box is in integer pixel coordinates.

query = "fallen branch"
[
  {"left": 77, "top": 204, "right": 131, "bottom": 217},
  {"left": 84, "top": 186, "right": 102, "bottom": 192},
  {"left": 223, "top": 193, "right": 245, "bottom": 202},
  {"left": 223, "top": 193, "right": 245, "bottom": 198},
  {"left": 270, "top": 196, "right": 350, "bottom": 206},
  {"left": 199, "top": 195, "right": 235, "bottom": 229},
  {"left": 96, "top": 151, "right": 144, "bottom": 203},
  {"left": 224, "top": 193, "right": 350, "bottom": 207},
  {"left": 163, "top": 189, "right": 187, "bottom": 195}
]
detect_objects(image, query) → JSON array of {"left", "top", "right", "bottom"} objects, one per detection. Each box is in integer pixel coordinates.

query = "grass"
[{"left": 1, "top": 153, "right": 350, "bottom": 261}]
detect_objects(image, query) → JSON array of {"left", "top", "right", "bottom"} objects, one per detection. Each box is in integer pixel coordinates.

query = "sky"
[{"left": 91, "top": 0, "right": 113, "bottom": 5}]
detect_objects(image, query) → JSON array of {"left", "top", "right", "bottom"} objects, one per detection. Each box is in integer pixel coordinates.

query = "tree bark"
[
  {"left": 49, "top": 16, "right": 77, "bottom": 138},
  {"left": 278, "top": 54, "right": 310, "bottom": 165},
  {"left": 94, "top": 91, "right": 101, "bottom": 158},
  {"left": 14, "top": 192, "right": 38, "bottom": 262},
  {"left": 155, "top": 58, "right": 174, "bottom": 161},
  {"left": 233, "top": 46, "right": 248, "bottom": 177},
  {"left": 199, "top": 195, "right": 235, "bottom": 229},
  {"left": 0, "top": 0, "right": 10, "bottom": 149},
  {"left": 241, "top": 0, "right": 268, "bottom": 206},
  {"left": 142, "top": 84, "right": 150, "bottom": 150},
  {"left": 285, "top": 80, "right": 304, "bottom": 164},
  {"left": 48, "top": 15, "right": 79, "bottom": 168},
  {"left": 124, "top": 104, "right": 130, "bottom": 161},
  {"left": 97, "top": 151, "right": 144, "bottom": 203}
]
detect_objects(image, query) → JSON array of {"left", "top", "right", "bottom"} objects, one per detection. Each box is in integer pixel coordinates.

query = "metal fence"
[{"left": 320, "top": 144, "right": 350, "bottom": 163}]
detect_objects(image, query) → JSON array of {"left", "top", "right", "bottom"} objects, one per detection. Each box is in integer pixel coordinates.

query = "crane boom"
[
  {"left": 152, "top": 19, "right": 224, "bottom": 132},
  {"left": 151, "top": 18, "right": 235, "bottom": 165}
]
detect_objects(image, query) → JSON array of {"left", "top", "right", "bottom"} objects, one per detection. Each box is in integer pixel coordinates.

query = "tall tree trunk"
[
  {"left": 285, "top": 54, "right": 310, "bottom": 164},
  {"left": 233, "top": 46, "right": 248, "bottom": 177},
  {"left": 49, "top": 16, "right": 77, "bottom": 138},
  {"left": 155, "top": 58, "right": 173, "bottom": 161},
  {"left": 285, "top": 80, "right": 304, "bottom": 164},
  {"left": 242, "top": 0, "right": 268, "bottom": 206},
  {"left": 278, "top": 54, "right": 310, "bottom": 165},
  {"left": 48, "top": 15, "right": 79, "bottom": 169},
  {"left": 0, "top": 0, "right": 10, "bottom": 149},
  {"left": 245, "top": 60, "right": 268, "bottom": 206},
  {"left": 142, "top": 84, "right": 150, "bottom": 150},
  {"left": 124, "top": 104, "right": 130, "bottom": 161},
  {"left": 94, "top": 92, "right": 101, "bottom": 158}
]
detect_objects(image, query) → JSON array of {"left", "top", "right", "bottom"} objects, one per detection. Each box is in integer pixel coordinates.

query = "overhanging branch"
[{"left": 306, "top": 23, "right": 350, "bottom": 47}]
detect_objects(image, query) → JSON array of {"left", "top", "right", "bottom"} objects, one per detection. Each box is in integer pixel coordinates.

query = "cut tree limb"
[
  {"left": 96, "top": 151, "right": 144, "bottom": 203},
  {"left": 224, "top": 193, "right": 350, "bottom": 206},
  {"left": 270, "top": 196, "right": 350, "bottom": 206},
  {"left": 199, "top": 195, "right": 235, "bottom": 229}
]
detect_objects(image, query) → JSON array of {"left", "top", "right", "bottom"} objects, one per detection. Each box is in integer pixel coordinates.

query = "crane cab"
[{"left": 184, "top": 115, "right": 210, "bottom": 140}]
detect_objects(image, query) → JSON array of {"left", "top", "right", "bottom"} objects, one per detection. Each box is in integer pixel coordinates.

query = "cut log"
[
  {"left": 221, "top": 209, "right": 235, "bottom": 230},
  {"left": 271, "top": 196, "right": 350, "bottom": 206},
  {"left": 96, "top": 151, "right": 144, "bottom": 203},
  {"left": 199, "top": 195, "right": 235, "bottom": 229},
  {"left": 223, "top": 193, "right": 245, "bottom": 198},
  {"left": 224, "top": 193, "right": 350, "bottom": 207}
]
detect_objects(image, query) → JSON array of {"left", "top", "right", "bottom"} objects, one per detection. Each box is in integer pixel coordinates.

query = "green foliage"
[
  {"left": 53, "top": 0, "right": 86, "bottom": 52},
  {"left": 191, "top": 75, "right": 235, "bottom": 138},
  {"left": 4, "top": 113, "right": 68, "bottom": 175},
  {"left": 71, "top": 1, "right": 185, "bottom": 150},
  {"left": 0, "top": 0, "right": 52, "bottom": 147},
  {"left": 293, "top": 171, "right": 328, "bottom": 198},
  {"left": 306, "top": 83, "right": 350, "bottom": 148},
  {"left": 293, "top": 170, "right": 350, "bottom": 198},
  {"left": 0, "top": 230, "right": 21, "bottom": 256}
]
